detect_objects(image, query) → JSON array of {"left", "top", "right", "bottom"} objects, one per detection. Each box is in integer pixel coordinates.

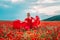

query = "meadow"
[{"left": 0, "top": 21, "right": 60, "bottom": 40}]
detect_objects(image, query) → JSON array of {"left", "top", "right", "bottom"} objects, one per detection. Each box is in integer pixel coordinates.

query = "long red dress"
[
  {"left": 13, "top": 20, "right": 21, "bottom": 29},
  {"left": 25, "top": 17, "right": 33, "bottom": 28},
  {"left": 33, "top": 16, "right": 40, "bottom": 28}
]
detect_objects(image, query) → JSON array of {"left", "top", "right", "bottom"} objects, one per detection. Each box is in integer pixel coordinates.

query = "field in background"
[
  {"left": 0, "top": 21, "right": 60, "bottom": 27},
  {"left": 0, "top": 21, "right": 60, "bottom": 40}
]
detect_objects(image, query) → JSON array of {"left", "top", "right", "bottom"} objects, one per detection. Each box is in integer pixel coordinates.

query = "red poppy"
[
  {"left": 52, "top": 37, "right": 58, "bottom": 40},
  {"left": 53, "top": 27, "right": 58, "bottom": 33},
  {"left": 41, "top": 38, "right": 46, "bottom": 40},
  {"left": 7, "top": 31, "right": 14, "bottom": 39},
  {"left": 58, "top": 32, "right": 60, "bottom": 38},
  {"left": 0, "top": 38, "right": 4, "bottom": 40},
  {"left": 31, "top": 38, "right": 35, "bottom": 40},
  {"left": 0, "top": 29, "right": 4, "bottom": 36},
  {"left": 47, "top": 30, "right": 52, "bottom": 34}
]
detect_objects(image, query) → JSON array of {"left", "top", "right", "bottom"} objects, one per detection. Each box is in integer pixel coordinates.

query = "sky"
[{"left": 0, "top": 0, "right": 60, "bottom": 21}]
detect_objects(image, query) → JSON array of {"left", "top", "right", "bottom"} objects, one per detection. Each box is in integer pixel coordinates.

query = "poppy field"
[{"left": 0, "top": 21, "right": 60, "bottom": 40}]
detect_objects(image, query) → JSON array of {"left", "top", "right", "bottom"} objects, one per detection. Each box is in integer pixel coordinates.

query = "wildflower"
[
  {"left": 26, "top": 31, "right": 32, "bottom": 34},
  {"left": 16, "top": 31, "right": 23, "bottom": 35},
  {"left": 7, "top": 31, "right": 14, "bottom": 39},
  {"left": 0, "top": 38, "right": 4, "bottom": 40},
  {"left": 0, "top": 28, "right": 4, "bottom": 36},
  {"left": 46, "top": 30, "right": 52, "bottom": 34},
  {"left": 58, "top": 32, "right": 60, "bottom": 38}
]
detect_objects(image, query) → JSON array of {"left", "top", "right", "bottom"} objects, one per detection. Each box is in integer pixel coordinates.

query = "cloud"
[
  {"left": 0, "top": 4, "right": 10, "bottom": 8},
  {"left": 11, "top": 0, "right": 19, "bottom": 3},
  {"left": 0, "top": 0, "right": 24, "bottom": 3},
  {"left": 10, "top": 0, "right": 24, "bottom": 3},
  {"left": 25, "top": 5, "right": 60, "bottom": 15},
  {"left": 24, "top": 0, "right": 60, "bottom": 16},
  {"left": 55, "top": 10, "right": 60, "bottom": 14},
  {"left": 35, "top": 0, "right": 60, "bottom": 4},
  {"left": 0, "top": 0, "right": 25, "bottom": 8},
  {"left": 41, "top": 0, "right": 56, "bottom": 3}
]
